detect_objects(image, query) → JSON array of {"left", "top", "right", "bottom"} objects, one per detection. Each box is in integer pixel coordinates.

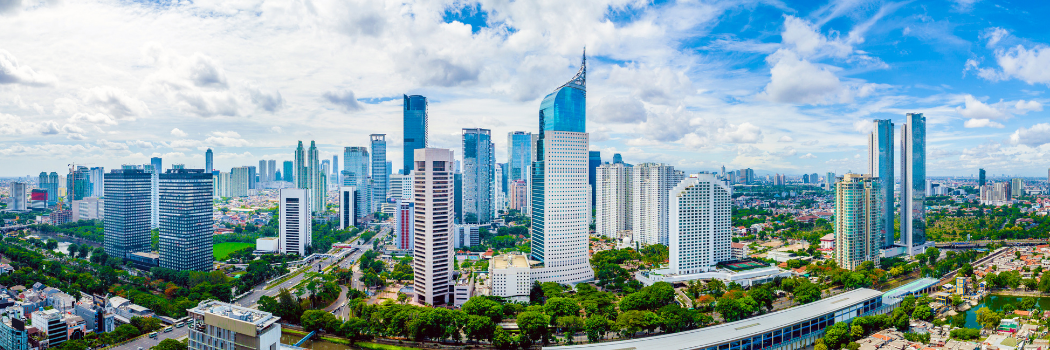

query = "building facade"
[
  {"left": 588, "top": 150, "right": 601, "bottom": 209},
  {"left": 632, "top": 163, "right": 684, "bottom": 246},
  {"left": 159, "top": 168, "right": 214, "bottom": 271},
  {"left": 103, "top": 168, "right": 152, "bottom": 259},
  {"left": 8, "top": 182, "right": 26, "bottom": 211},
  {"left": 403, "top": 95, "right": 428, "bottom": 175},
  {"left": 371, "top": 134, "right": 389, "bottom": 211},
  {"left": 508, "top": 180, "right": 528, "bottom": 212},
  {"left": 343, "top": 146, "right": 372, "bottom": 220},
  {"left": 413, "top": 148, "right": 455, "bottom": 305},
  {"left": 669, "top": 173, "right": 731, "bottom": 274},
  {"left": 279, "top": 189, "right": 312, "bottom": 255},
  {"left": 338, "top": 187, "right": 356, "bottom": 230},
  {"left": 230, "top": 166, "right": 250, "bottom": 197},
  {"left": 187, "top": 300, "right": 281, "bottom": 350},
  {"left": 508, "top": 131, "right": 532, "bottom": 185},
  {"left": 834, "top": 174, "right": 881, "bottom": 270},
  {"left": 868, "top": 119, "right": 895, "bottom": 248},
  {"left": 462, "top": 128, "right": 495, "bottom": 224},
  {"left": 900, "top": 112, "right": 926, "bottom": 253},
  {"left": 394, "top": 200, "right": 414, "bottom": 250},
  {"left": 595, "top": 162, "right": 632, "bottom": 238}
]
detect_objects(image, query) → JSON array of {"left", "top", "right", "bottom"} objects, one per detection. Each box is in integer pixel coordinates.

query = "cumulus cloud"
[
  {"left": 270, "top": 126, "right": 282, "bottom": 133},
  {"left": 800, "top": 153, "right": 817, "bottom": 159},
  {"left": 171, "top": 128, "right": 188, "bottom": 137},
  {"left": 141, "top": 43, "right": 239, "bottom": 117},
  {"left": 0, "top": 49, "right": 57, "bottom": 87},
  {"left": 322, "top": 89, "right": 363, "bottom": 112},
  {"left": 760, "top": 50, "right": 844, "bottom": 104},
  {"left": 1009, "top": 123, "right": 1050, "bottom": 147},
  {"left": 972, "top": 44, "right": 1050, "bottom": 85},
  {"left": 128, "top": 140, "right": 155, "bottom": 148},
  {"left": 778, "top": 136, "right": 794, "bottom": 142},
  {"left": 96, "top": 139, "right": 129, "bottom": 151},
  {"left": 1015, "top": 100, "right": 1043, "bottom": 113},
  {"left": 68, "top": 112, "right": 118, "bottom": 125},
  {"left": 594, "top": 95, "right": 647, "bottom": 123},
  {"left": 718, "top": 122, "right": 763, "bottom": 143},
  {"left": 607, "top": 65, "right": 694, "bottom": 105},
  {"left": 963, "top": 118, "right": 1004, "bottom": 128},
  {"left": 781, "top": 16, "right": 851, "bottom": 58},
  {"left": 205, "top": 131, "right": 250, "bottom": 147},
  {"left": 80, "top": 86, "right": 151, "bottom": 120},
  {"left": 61, "top": 124, "right": 84, "bottom": 134},
  {"left": 982, "top": 27, "right": 1009, "bottom": 48},
  {"left": 956, "top": 95, "right": 1007, "bottom": 120},
  {"left": 247, "top": 84, "right": 283, "bottom": 112}
]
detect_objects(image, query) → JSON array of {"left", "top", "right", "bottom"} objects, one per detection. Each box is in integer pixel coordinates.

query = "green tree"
[
  {"left": 130, "top": 316, "right": 164, "bottom": 334},
  {"left": 556, "top": 316, "right": 584, "bottom": 344},
  {"left": 850, "top": 324, "right": 865, "bottom": 340},
  {"left": 544, "top": 297, "right": 581, "bottom": 324},
  {"left": 492, "top": 326, "right": 514, "bottom": 349},
  {"left": 517, "top": 310, "right": 550, "bottom": 347},
  {"left": 912, "top": 305, "right": 933, "bottom": 322},
  {"left": 749, "top": 287, "right": 776, "bottom": 311},
  {"left": 154, "top": 339, "right": 188, "bottom": 350},
  {"left": 301, "top": 310, "right": 340, "bottom": 333},
  {"left": 529, "top": 280, "right": 545, "bottom": 304},
  {"left": 462, "top": 296, "right": 504, "bottom": 324},
  {"left": 585, "top": 314, "right": 611, "bottom": 343},
  {"left": 463, "top": 315, "right": 496, "bottom": 343},
  {"left": 823, "top": 322, "right": 850, "bottom": 350},
  {"left": 338, "top": 317, "right": 370, "bottom": 339},
  {"left": 975, "top": 307, "right": 1002, "bottom": 329}
]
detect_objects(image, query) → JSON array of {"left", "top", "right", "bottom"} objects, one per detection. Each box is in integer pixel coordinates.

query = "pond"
[
  {"left": 279, "top": 331, "right": 422, "bottom": 350},
  {"left": 963, "top": 295, "right": 1050, "bottom": 328}
]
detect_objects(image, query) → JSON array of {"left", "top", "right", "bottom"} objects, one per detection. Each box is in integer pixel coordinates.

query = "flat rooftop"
[
  {"left": 492, "top": 254, "right": 531, "bottom": 269},
  {"left": 189, "top": 300, "right": 278, "bottom": 328},
  {"left": 543, "top": 288, "right": 884, "bottom": 350}
]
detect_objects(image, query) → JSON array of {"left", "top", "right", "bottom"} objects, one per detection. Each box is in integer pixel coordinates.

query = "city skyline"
[{"left": 3, "top": 1, "right": 1050, "bottom": 177}]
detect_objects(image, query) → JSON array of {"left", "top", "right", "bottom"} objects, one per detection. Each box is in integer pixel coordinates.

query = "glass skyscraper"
[
  {"left": 588, "top": 150, "right": 601, "bottom": 209},
  {"left": 283, "top": 160, "right": 294, "bottom": 183},
  {"left": 979, "top": 168, "right": 986, "bottom": 187},
  {"left": 103, "top": 168, "right": 152, "bottom": 259},
  {"left": 507, "top": 131, "right": 532, "bottom": 183},
  {"left": 159, "top": 168, "right": 213, "bottom": 271},
  {"left": 867, "top": 119, "right": 894, "bottom": 248},
  {"left": 371, "top": 134, "right": 388, "bottom": 211},
  {"left": 344, "top": 146, "right": 371, "bottom": 219},
  {"left": 205, "top": 148, "right": 213, "bottom": 172},
  {"left": 403, "top": 95, "right": 428, "bottom": 175},
  {"left": 463, "top": 128, "right": 495, "bottom": 224},
  {"left": 901, "top": 112, "right": 926, "bottom": 252}
]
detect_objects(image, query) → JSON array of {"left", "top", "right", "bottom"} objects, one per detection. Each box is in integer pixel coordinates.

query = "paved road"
[{"left": 113, "top": 326, "right": 189, "bottom": 350}]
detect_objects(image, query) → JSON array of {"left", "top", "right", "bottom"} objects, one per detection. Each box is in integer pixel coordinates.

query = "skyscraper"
[
  {"left": 632, "top": 163, "right": 684, "bottom": 246},
  {"left": 283, "top": 160, "right": 293, "bottom": 184},
  {"left": 103, "top": 168, "right": 151, "bottom": 259},
  {"left": 332, "top": 155, "right": 339, "bottom": 175},
  {"left": 901, "top": 112, "right": 926, "bottom": 253},
  {"left": 596, "top": 162, "right": 632, "bottom": 238},
  {"left": 669, "top": 173, "right": 731, "bottom": 274},
  {"left": 979, "top": 168, "right": 986, "bottom": 187},
  {"left": 530, "top": 50, "right": 594, "bottom": 283},
  {"left": 68, "top": 166, "right": 91, "bottom": 202},
  {"left": 145, "top": 162, "right": 159, "bottom": 229},
  {"left": 403, "top": 95, "right": 428, "bottom": 175},
  {"left": 413, "top": 148, "right": 455, "bottom": 305},
  {"left": 613, "top": 153, "right": 623, "bottom": 164},
  {"left": 343, "top": 146, "right": 371, "bottom": 220},
  {"left": 38, "top": 172, "right": 58, "bottom": 206},
  {"left": 394, "top": 200, "right": 413, "bottom": 250},
  {"left": 825, "top": 172, "right": 836, "bottom": 191},
  {"left": 231, "top": 167, "right": 251, "bottom": 197},
  {"left": 338, "top": 187, "right": 356, "bottom": 230},
  {"left": 295, "top": 141, "right": 307, "bottom": 189},
  {"left": 205, "top": 148, "right": 213, "bottom": 172},
  {"left": 1011, "top": 178, "right": 1025, "bottom": 198},
  {"left": 834, "top": 173, "right": 881, "bottom": 270},
  {"left": 868, "top": 119, "right": 894, "bottom": 248},
  {"left": 371, "top": 134, "right": 388, "bottom": 211},
  {"left": 508, "top": 180, "right": 528, "bottom": 212},
  {"left": 279, "top": 188, "right": 312, "bottom": 255},
  {"left": 159, "top": 168, "right": 213, "bottom": 271},
  {"left": 8, "top": 182, "right": 26, "bottom": 211},
  {"left": 588, "top": 150, "right": 601, "bottom": 209},
  {"left": 259, "top": 160, "right": 269, "bottom": 183},
  {"left": 462, "top": 128, "right": 494, "bottom": 224},
  {"left": 508, "top": 131, "right": 533, "bottom": 184},
  {"left": 267, "top": 160, "right": 277, "bottom": 183},
  {"left": 90, "top": 167, "right": 105, "bottom": 197},
  {"left": 307, "top": 141, "right": 324, "bottom": 214}
]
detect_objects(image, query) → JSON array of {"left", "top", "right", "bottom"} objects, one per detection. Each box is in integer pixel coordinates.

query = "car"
[{"left": 149, "top": 332, "right": 158, "bottom": 338}]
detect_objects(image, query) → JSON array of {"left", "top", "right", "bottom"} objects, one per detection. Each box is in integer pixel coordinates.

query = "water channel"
[
  {"left": 279, "top": 332, "right": 421, "bottom": 350},
  {"left": 963, "top": 295, "right": 1050, "bottom": 329}
]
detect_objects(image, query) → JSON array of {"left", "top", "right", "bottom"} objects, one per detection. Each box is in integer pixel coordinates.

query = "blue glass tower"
[
  {"left": 538, "top": 53, "right": 586, "bottom": 134},
  {"left": 901, "top": 113, "right": 926, "bottom": 252},
  {"left": 588, "top": 151, "right": 600, "bottom": 208},
  {"left": 403, "top": 95, "right": 428, "bottom": 175},
  {"left": 868, "top": 120, "right": 894, "bottom": 248},
  {"left": 508, "top": 131, "right": 532, "bottom": 183}
]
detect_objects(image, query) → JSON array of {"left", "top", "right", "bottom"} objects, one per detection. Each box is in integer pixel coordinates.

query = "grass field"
[{"left": 213, "top": 242, "right": 255, "bottom": 260}]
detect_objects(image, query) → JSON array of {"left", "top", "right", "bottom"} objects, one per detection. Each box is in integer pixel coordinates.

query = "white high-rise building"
[
  {"left": 493, "top": 163, "right": 505, "bottom": 216},
  {"left": 901, "top": 113, "right": 926, "bottom": 254},
  {"left": 462, "top": 128, "right": 494, "bottom": 224},
  {"left": 230, "top": 167, "right": 251, "bottom": 197},
  {"left": 669, "top": 173, "right": 732, "bottom": 274},
  {"left": 454, "top": 224, "right": 480, "bottom": 248},
  {"left": 338, "top": 187, "right": 356, "bottom": 230},
  {"left": 529, "top": 131, "right": 594, "bottom": 283},
  {"left": 387, "top": 174, "right": 413, "bottom": 202},
  {"left": 279, "top": 189, "right": 312, "bottom": 255},
  {"left": 8, "top": 182, "right": 27, "bottom": 211},
  {"left": 632, "top": 163, "right": 684, "bottom": 247},
  {"left": 596, "top": 162, "right": 632, "bottom": 238},
  {"left": 413, "top": 148, "right": 455, "bottom": 305},
  {"left": 834, "top": 174, "right": 881, "bottom": 270}
]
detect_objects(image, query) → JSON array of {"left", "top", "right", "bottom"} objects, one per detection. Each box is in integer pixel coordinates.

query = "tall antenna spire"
[{"left": 561, "top": 47, "right": 587, "bottom": 91}]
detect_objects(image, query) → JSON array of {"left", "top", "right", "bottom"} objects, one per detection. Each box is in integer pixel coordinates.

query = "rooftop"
[
  {"left": 189, "top": 300, "right": 278, "bottom": 328},
  {"left": 544, "top": 288, "right": 884, "bottom": 350},
  {"left": 492, "top": 254, "right": 531, "bottom": 269}
]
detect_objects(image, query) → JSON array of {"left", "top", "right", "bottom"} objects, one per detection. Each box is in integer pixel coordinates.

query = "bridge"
[
  {"left": 293, "top": 330, "right": 317, "bottom": 346},
  {"left": 935, "top": 239, "right": 1048, "bottom": 249},
  {"left": 0, "top": 225, "right": 30, "bottom": 233}
]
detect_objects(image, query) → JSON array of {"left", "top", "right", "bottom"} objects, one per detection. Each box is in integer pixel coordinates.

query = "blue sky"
[{"left": 1, "top": 0, "right": 1049, "bottom": 177}]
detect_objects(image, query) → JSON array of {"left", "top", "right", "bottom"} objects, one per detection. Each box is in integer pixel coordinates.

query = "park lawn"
[
  {"left": 213, "top": 242, "right": 255, "bottom": 260},
  {"left": 353, "top": 342, "right": 422, "bottom": 350}
]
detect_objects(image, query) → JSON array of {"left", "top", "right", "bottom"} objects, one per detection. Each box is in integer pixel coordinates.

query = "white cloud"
[
  {"left": 800, "top": 153, "right": 817, "bottom": 159},
  {"left": 975, "top": 44, "right": 1050, "bottom": 85},
  {"left": 781, "top": 16, "right": 851, "bottom": 58},
  {"left": 322, "top": 89, "right": 363, "bottom": 112},
  {"left": 68, "top": 112, "right": 118, "bottom": 125},
  {"left": 270, "top": 126, "right": 282, "bottom": 133},
  {"left": 982, "top": 27, "right": 1008, "bottom": 48},
  {"left": 80, "top": 86, "right": 151, "bottom": 120},
  {"left": 956, "top": 95, "right": 1007, "bottom": 120},
  {"left": 96, "top": 139, "right": 130, "bottom": 151},
  {"left": 963, "top": 118, "right": 1004, "bottom": 128},
  {"left": 760, "top": 50, "right": 844, "bottom": 104},
  {"left": 952, "top": 0, "right": 979, "bottom": 12},
  {"left": 718, "top": 122, "right": 763, "bottom": 144},
  {"left": 171, "top": 128, "right": 187, "bottom": 137},
  {"left": 1014, "top": 100, "right": 1043, "bottom": 114},
  {"left": 61, "top": 124, "right": 84, "bottom": 134},
  {"left": 247, "top": 83, "right": 283, "bottom": 112},
  {"left": 778, "top": 135, "right": 794, "bottom": 142},
  {"left": 141, "top": 43, "right": 239, "bottom": 117},
  {"left": 593, "top": 95, "right": 647, "bottom": 123},
  {"left": 1009, "top": 123, "right": 1050, "bottom": 147},
  {"left": 205, "top": 131, "right": 250, "bottom": 147},
  {"left": 0, "top": 49, "right": 57, "bottom": 87}
]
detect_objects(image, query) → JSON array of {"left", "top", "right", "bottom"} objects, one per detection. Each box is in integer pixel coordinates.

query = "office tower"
[
  {"left": 88, "top": 166, "right": 105, "bottom": 197},
  {"left": 283, "top": 160, "right": 294, "bottom": 183},
  {"left": 508, "top": 180, "right": 528, "bottom": 211},
  {"left": 613, "top": 153, "right": 623, "bottom": 164},
  {"left": 530, "top": 50, "right": 594, "bottom": 283},
  {"left": 246, "top": 165, "right": 257, "bottom": 190},
  {"left": 868, "top": 119, "right": 894, "bottom": 248},
  {"left": 413, "top": 148, "right": 455, "bottom": 305},
  {"left": 143, "top": 163, "right": 159, "bottom": 229},
  {"left": 38, "top": 172, "right": 56, "bottom": 207},
  {"left": 321, "top": 159, "right": 330, "bottom": 175},
  {"left": 596, "top": 162, "right": 632, "bottom": 238},
  {"left": 332, "top": 155, "right": 339, "bottom": 175},
  {"left": 1, "top": 307, "right": 28, "bottom": 350},
  {"left": 394, "top": 200, "right": 414, "bottom": 250},
  {"left": 338, "top": 187, "right": 356, "bottom": 230},
  {"left": 344, "top": 146, "right": 372, "bottom": 220},
  {"left": 834, "top": 174, "right": 881, "bottom": 270},
  {"left": 454, "top": 171, "right": 463, "bottom": 224},
  {"left": 267, "top": 160, "right": 276, "bottom": 183},
  {"left": 295, "top": 141, "right": 307, "bottom": 189},
  {"left": 67, "top": 166, "right": 91, "bottom": 202},
  {"left": 495, "top": 163, "right": 506, "bottom": 213},
  {"left": 979, "top": 169, "right": 986, "bottom": 187},
  {"left": 8, "top": 182, "right": 26, "bottom": 211},
  {"left": 371, "top": 134, "right": 389, "bottom": 211},
  {"left": 1011, "top": 178, "right": 1025, "bottom": 198},
  {"left": 259, "top": 160, "right": 269, "bottom": 183},
  {"left": 802, "top": 174, "right": 810, "bottom": 184},
  {"left": 588, "top": 150, "right": 601, "bottom": 209},
  {"left": 508, "top": 131, "right": 533, "bottom": 185},
  {"left": 205, "top": 148, "right": 213, "bottom": 172},
  {"left": 901, "top": 112, "right": 926, "bottom": 253},
  {"left": 230, "top": 167, "right": 251, "bottom": 197},
  {"left": 31, "top": 309, "right": 66, "bottom": 347},
  {"left": 454, "top": 224, "right": 481, "bottom": 248},
  {"left": 103, "top": 168, "right": 151, "bottom": 259},
  {"left": 307, "top": 141, "right": 324, "bottom": 214},
  {"left": 275, "top": 170, "right": 282, "bottom": 182},
  {"left": 187, "top": 301, "right": 281, "bottom": 350},
  {"left": 825, "top": 172, "right": 836, "bottom": 191},
  {"left": 213, "top": 172, "right": 231, "bottom": 198},
  {"left": 279, "top": 188, "right": 312, "bottom": 255},
  {"left": 403, "top": 94, "right": 428, "bottom": 174},
  {"left": 159, "top": 168, "right": 213, "bottom": 271},
  {"left": 463, "top": 128, "right": 495, "bottom": 224},
  {"left": 669, "top": 173, "right": 731, "bottom": 274},
  {"left": 632, "top": 163, "right": 684, "bottom": 246},
  {"left": 388, "top": 174, "right": 413, "bottom": 202}
]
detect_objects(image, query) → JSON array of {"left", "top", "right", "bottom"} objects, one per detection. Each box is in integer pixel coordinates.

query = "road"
[{"left": 114, "top": 325, "right": 189, "bottom": 350}]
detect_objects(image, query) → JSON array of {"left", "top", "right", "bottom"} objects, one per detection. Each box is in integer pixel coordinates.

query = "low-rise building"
[
  {"left": 489, "top": 254, "right": 535, "bottom": 300},
  {"left": 453, "top": 274, "right": 474, "bottom": 307},
  {"left": 187, "top": 300, "right": 281, "bottom": 350},
  {"left": 31, "top": 309, "right": 66, "bottom": 347},
  {"left": 0, "top": 307, "right": 28, "bottom": 350},
  {"left": 730, "top": 243, "right": 750, "bottom": 260}
]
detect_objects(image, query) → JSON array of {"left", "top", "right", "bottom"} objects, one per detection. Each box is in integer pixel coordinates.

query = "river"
[
  {"left": 279, "top": 331, "right": 421, "bottom": 350},
  {"left": 963, "top": 295, "right": 1050, "bottom": 328}
]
